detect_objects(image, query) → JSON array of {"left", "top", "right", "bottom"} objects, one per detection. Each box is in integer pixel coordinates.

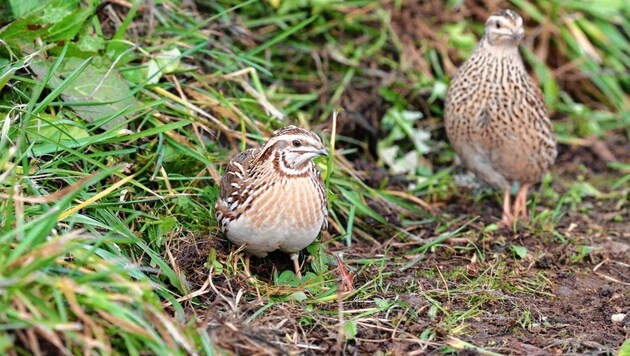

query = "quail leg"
[
  {"left": 244, "top": 254, "right": 252, "bottom": 278},
  {"left": 290, "top": 253, "right": 302, "bottom": 279},
  {"left": 242, "top": 254, "right": 263, "bottom": 299},
  {"left": 513, "top": 183, "right": 530, "bottom": 221},
  {"left": 501, "top": 189, "right": 515, "bottom": 225}
]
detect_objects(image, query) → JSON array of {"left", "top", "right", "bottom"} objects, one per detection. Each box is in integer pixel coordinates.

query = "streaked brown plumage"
[
  {"left": 444, "top": 9, "right": 557, "bottom": 225},
  {"left": 215, "top": 125, "right": 329, "bottom": 278}
]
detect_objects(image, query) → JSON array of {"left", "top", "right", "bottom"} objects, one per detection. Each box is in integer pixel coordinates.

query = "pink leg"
[
  {"left": 244, "top": 255, "right": 262, "bottom": 299},
  {"left": 513, "top": 184, "right": 530, "bottom": 221},
  {"left": 244, "top": 255, "right": 252, "bottom": 277},
  {"left": 290, "top": 253, "right": 302, "bottom": 279},
  {"left": 501, "top": 189, "right": 514, "bottom": 225}
]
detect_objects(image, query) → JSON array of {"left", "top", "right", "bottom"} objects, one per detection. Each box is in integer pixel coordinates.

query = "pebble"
[
  {"left": 557, "top": 286, "right": 572, "bottom": 297},
  {"left": 611, "top": 313, "right": 626, "bottom": 324}
]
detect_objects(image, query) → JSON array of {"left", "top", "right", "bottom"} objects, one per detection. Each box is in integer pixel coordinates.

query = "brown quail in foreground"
[
  {"left": 215, "top": 126, "right": 329, "bottom": 278},
  {"left": 444, "top": 9, "right": 557, "bottom": 225}
]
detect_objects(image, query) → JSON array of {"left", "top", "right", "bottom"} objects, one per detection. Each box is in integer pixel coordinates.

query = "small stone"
[
  {"left": 611, "top": 313, "right": 626, "bottom": 324},
  {"left": 529, "top": 323, "right": 542, "bottom": 333},
  {"left": 557, "top": 286, "right": 572, "bottom": 297}
]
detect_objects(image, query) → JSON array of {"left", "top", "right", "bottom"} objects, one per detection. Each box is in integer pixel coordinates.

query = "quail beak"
[
  {"left": 317, "top": 147, "right": 330, "bottom": 156},
  {"left": 511, "top": 29, "right": 524, "bottom": 41},
  {"left": 296, "top": 146, "right": 329, "bottom": 167}
]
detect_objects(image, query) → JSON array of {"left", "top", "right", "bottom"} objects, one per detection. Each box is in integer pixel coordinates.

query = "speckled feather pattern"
[
  {"left": 444, "top": 12, "right": 557, "bottom": 190},
  {"left": 215, "top": 127, "right": 328, "bottom": 257}
]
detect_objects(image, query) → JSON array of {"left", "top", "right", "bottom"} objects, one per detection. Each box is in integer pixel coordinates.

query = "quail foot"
[
  {"left": 215, "top": 126, "right": 329, "bottom": 278},
  {"left": 444, "top": 9, "right": 557, "bottom": 225}
]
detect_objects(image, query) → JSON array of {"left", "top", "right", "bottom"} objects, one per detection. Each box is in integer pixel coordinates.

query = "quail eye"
[
  {"left": 495, "top": 22, "right": 501, "bottom": 29},
  {"left": 292, "top": 140, "right": 302, "bottom": 147}
]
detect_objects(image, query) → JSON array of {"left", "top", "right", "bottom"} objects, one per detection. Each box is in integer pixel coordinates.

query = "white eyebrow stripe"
[
  {"left": 265, "top": 134, "right": 321, "bottom": 147},
  {"left": 487, "top": 16, "right": 510, "bottom": 23}
]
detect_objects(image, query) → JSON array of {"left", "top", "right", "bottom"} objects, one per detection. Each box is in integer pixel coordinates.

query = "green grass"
[{"left": 1, "top": 0, "right": 629, "bottom": 354}]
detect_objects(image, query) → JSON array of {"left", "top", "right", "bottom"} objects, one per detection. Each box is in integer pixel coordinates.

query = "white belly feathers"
[{"left": 225, "top": 176, "right": 324, "bottom": 257}]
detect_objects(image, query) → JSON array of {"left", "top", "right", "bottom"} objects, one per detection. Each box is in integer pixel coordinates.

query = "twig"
[
  {"left": 593, "top": 259, "right": 630, "bottom": 286},
  {"left": 213, "top": 67, "right": 284, "bottom": 120},
  {"left": 162, "top": 275, "right": 211, "bottom": 307},
  {"left": 0, "top": 174, "right": 96, "bottom": 204}
]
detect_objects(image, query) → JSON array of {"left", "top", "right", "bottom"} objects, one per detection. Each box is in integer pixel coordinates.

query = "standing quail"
[
  {"left": 215, "top": 126, "right": 329, "bottom": 278},
  {"left": 444, "top": 9, "right": 557, "bottom": 225}
]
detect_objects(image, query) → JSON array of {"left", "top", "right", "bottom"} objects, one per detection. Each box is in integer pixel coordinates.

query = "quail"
[
  {"left": 444, "top": 9, "right": 557, "bottom": 225},
  {"left": 215, "top": 126, "right": 329, "bottom": 278}
]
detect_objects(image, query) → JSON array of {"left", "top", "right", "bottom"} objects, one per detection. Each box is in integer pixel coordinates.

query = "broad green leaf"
[
  {"left": 1, "top": 0, "right": 91, "bottom": 43},
  {"left": 7, "top": 0, "right": 49, "bottom": 18},
  {"left": 47, "top": 7, "right": 92, "bottom": 41},
  {"left": 374, "top": 298, "right": 390, "bottom": 309},
  {"left": 343, "top": 320, "right": 357, "bottom": 340},
  {"left": 289, "top": 291, "right": 308, "bottom": 301},
  {"left": 276, "top": 270, "right": 297, "bottom": 285},
  {"left": 443, "top": 22, "right": 477, "bottom": 59},
  {"left": 26, "top": 113, "right": 90, "bottom": 144},
  {"left": 510, "top": 245, "right": 528, "bottom": 259},
  {"left": 146, "top": 48, "right": 182, "bottom": 84},
  {"left": 76, "top": 25, "right": 105, "bottom": 53},
  {"left": 378, "top": 108, "right": 431, "bottom": 175},
  {"left": 30, "top": 56, "right": 136, "bottom": 130},
  {"left": 0, "top": 19, "right": 49, "bottom": 42}
]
